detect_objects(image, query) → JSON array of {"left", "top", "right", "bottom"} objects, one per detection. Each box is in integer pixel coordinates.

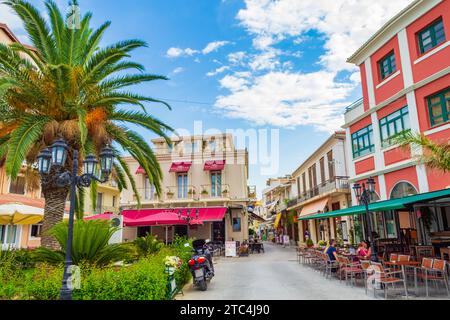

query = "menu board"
[{"left": 225, "top": 241, "right": 237, "bottom": 257}]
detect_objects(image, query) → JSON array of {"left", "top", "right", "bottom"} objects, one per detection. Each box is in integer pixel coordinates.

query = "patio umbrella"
[{"left": 0, "top": 203, "right": 44, "bottom": 225}]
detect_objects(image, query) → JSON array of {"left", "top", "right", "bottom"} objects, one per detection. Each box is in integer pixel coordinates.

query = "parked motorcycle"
[{"left": 188, "top": 239, "right": 215, "bottom": 291}]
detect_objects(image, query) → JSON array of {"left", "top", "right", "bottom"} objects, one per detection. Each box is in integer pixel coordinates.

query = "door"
[
  {"left": 211, "top": 172, "right": 222, "bottom": 197},
  {"left": 174, "top": 225, "right": 188, "bottom": 238},
  {"left": 212, "top": 221, "right": 225, "bottom": 243},
  {"left": 96, "top": 192, "right": 103, "bottom": 214},
  {"left": 177, "top": 173, "right": 188, "bottom": 199}
]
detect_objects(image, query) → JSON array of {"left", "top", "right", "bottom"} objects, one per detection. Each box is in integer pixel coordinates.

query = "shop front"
[{"left": 299, "top": 189, "right": 450, "bottom": 258}]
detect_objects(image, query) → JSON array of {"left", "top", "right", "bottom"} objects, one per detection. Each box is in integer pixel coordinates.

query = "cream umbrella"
[{"left": 0, "top": 203, "right": 44, "bottom": 225}]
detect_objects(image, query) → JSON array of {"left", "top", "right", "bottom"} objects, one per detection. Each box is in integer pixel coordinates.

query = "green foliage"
[
  {"left": 306, "top": 239, "right": 314, "bottom": 247},
  {"left": 394, "top": 131, "right": 450, "bottom": 172},
  {"left": 133, "top": 233, "right": 164, "bottom": 257},
  {"left": 33, "top": 220, "right": 132, "bottom": 267},
  {"left": 0, "top": 246, "right": 192, "bottom": 300},
  {"left": 318, "top": 240, "right": 327, "bottom": 247}
]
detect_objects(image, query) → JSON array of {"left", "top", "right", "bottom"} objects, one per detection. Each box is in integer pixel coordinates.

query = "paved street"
[{"left": 178, "top": 243, "right": 374, "bottom": 300}]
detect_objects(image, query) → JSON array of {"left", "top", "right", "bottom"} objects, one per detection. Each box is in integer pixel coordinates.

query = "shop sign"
[{"left": 225, "top": 241, "right": 237, "bottom": 257}]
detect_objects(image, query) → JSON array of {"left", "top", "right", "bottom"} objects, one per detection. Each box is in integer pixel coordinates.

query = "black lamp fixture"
[
  {"left": 178, "top": 208, "right": 200, "bottom": 224},
  {"left": 352, "top": 177, "right": 378, "bottom": 262},
  {"left": 37, "top": 139, "right": 114, "bottom": 300}
]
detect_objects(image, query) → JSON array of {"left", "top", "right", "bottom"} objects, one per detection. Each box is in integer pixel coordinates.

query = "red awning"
[
  {"left": 122, "top": 207, "right": 227, "bottom": 227},
  {"left": 204, "top": 160, "right": 226, "bottom": 171},
  {"left": 136, "top": 166, "right": 145, "bottom": 174},
  {"left": 169, "top": 162, "right": 192, "bottom": 173},
  {"left": 84, "top": 213, "right": 114, "bottom": 221}
]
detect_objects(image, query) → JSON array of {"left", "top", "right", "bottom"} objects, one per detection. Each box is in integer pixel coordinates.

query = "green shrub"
[
  {"left": 24, "top": 265, "right": 62, "bottom": 300},
  {"left": 33, "top": 220, "right": 133, "bottom": 267},
  {"left": 133, "top": 234, "right": 164, "bottom": 258}
]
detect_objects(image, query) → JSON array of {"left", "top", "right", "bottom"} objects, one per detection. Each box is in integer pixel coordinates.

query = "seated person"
[
  {"left": 326, "top": 240, "right": 339, "bottom": 262},
  {"left": 239, "top": 241, "right": 250, "bottom": 256},
  {"left": 357, "top": 241, "right": 372, "bottom": 260}
]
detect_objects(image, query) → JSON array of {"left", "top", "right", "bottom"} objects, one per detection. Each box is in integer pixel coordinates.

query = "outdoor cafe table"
[{"left": 384, "top": 261, "right": 421, "bottom": 296}]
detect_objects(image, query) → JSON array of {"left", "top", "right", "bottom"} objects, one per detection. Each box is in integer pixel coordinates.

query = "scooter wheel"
[{"left": 199, "top": 280, "right": 208, "bottom": 291}]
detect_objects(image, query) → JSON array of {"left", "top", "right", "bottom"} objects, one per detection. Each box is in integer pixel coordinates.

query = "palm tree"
[
  {"left": 394, "top": 131, "right": 450, "bottom": 172},
  {"left": 0, "top": 0, "right": 174, "bottom": 249}
]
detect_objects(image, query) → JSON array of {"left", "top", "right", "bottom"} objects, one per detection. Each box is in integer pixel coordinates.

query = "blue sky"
[{"left": 0, "top": 0, "right": 413, "bottom": 197}]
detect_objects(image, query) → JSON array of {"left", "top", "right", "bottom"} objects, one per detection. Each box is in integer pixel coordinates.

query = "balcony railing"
[
  {"left": 92, "top": 206, "right": 120, "bottom": 215},
  {"left": 287, "top": 177, "right": 350, "bottom": 208},
  {"left": 199, "top": 184, "right": 231, "bottom": 199}
]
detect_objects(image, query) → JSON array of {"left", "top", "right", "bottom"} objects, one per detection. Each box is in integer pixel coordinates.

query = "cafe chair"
[
  {"left": 337, "top": 256, "right": 363, "bottom": 287},
  {"left": 359, "top": 260, "right": 372, "bottom": 294},
  {"left": 370, "top": 262, "right": 408, "bottom": 299},
  {"left": 416, "top": 259, "right": 450, "bottom": 297}
]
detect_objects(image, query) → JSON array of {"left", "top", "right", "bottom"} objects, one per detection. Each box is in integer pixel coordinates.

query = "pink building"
[{"left": 341, "top": 0, "right": 450, "bottom": 253}]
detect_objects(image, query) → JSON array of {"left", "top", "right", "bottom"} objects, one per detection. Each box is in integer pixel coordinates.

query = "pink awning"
[
  {"left": 204, "top": 160, "right": 226, "bottom": 171},
  {"left": 136, "top": 166, "right": 145, "bottom": 174},
  {"left": 84, "top": 213, "right": 114, "bottom": 221},
  {"left": 169, "top": 162, "right": 192, "bottom": 173},
  {"left": 122, "top": 207, "right": 227, "bottom": 227}
]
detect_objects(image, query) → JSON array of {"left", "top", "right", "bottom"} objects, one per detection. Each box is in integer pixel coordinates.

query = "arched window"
[{"left": 390, "top": 182, "right": 418, "bottom": 199}]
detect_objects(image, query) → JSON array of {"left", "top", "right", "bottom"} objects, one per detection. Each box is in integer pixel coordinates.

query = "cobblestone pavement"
[{"left": 177, "top": 242, "right": 375, "bottom": 300}]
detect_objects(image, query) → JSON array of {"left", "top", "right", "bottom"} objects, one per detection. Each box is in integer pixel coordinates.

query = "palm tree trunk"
[{"left": 41, "top": 167, "right": 70, "bottom": 249}]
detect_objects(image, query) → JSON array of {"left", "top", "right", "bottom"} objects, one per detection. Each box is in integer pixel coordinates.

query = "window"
[
  {"left": 9, "top": 177, "right": 25, "bottom": 195},
  {"left": 327, "top": 151, "right": 334, "bottom": 181},
  {"left": 209, "top": 140, "right": 217, "bottom": 153},
  {"left": 144, "top": 178, "right": 156, "bottom": 200},
  {"left": 96, "top": 193, "right": 103, "bottom": 213},
  {"left": 177, "top": 173, "right": 188, "bottom": 199},
  {"left": 302, "top": 173, "right": 307, "bottom": 195},
  {"left": 112, "top": 196, "right": 116, "bottom": 208},
  {"left": 211, "top": 172, "right": 222, "bottom": 197},
  {"left": 30, "top": 224, "right": 42, "bottom": 238},
  {"left": 428, "top": 87, "right": 450, "bottom": 127},
  {"left": 379, "top": 106, "right": 411, "bottom": 147},
  {"left": 390, "top": 182, "right": 418, "bottom": 199},
  {"left": 378, "top": 51, "right": 397, "bottom": 80},
  {"left": 319, "top": 157, "right": 326, "bottom": 185},
  {"left": 418, "top": 18, "right": 446, "bottom": 54},
  {"left": 352, "top": 125, "right": 375, "bottom": 158},
  {"left": 232, "top": 217, "right": 241, "bottom": 232}
]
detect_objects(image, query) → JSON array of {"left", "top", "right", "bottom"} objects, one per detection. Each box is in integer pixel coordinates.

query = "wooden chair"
[
  {"left": 360, "top": 260, "right": 372, "bottom": 294},
  {"left": 416, "top": 259, "right": 449, "bottom": 297},
  {"left": 370, "top": 262, "right": 408, "bottom": 299},
  {"left": 322, "top": 253, "right": 339, "bottom": 280},
  {"left": 338, "top": 256, "right": 363, "bottom": 287},
  {"left": 390, "top": 253, "right": 399, "bottom": 262},
  {"left": 398, "top": 255, "right": 411, "bottom": 262}
]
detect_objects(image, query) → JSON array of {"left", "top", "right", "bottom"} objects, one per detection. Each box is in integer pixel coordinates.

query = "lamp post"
[
  {"left": 37, "top": 139, "right": 114, "bottom": 300},
  {"left": 353, "top": 177, "right": 378, "bottom": 262},
  {"left": 178, "top": 208, "right": 199, "bottom": 225}
]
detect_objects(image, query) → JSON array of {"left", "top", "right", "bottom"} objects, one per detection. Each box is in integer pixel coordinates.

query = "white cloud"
[
  {"left": 237, "top": 0, "right": 412, "bottom": 72},
  {"left": 216, "top": 71, "right": 355, "bottom": 132},
  {"left": 202, "top": 41, "right": 231, "bottom": 54},
  {"left": 206, "top": 66, "right": 230, "bottom": 77},
  {"left": 228, "top": 51, "right": 247, "bottom": 65},
  {"left": 213, "top": 0, "right": 413, "bottom": 131},
  {"left": 166, "top": 47, "right": 199, "bottom": 58},
  {"left": 171, "top": 67, "right": 185, "bottom": 75},
  {"left": 0, "top": 4, "right": 23, "bottom": 30}
]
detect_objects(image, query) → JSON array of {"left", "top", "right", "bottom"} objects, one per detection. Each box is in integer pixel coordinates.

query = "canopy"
[
  {"left": 204, "top": 160, "right": 226, "bottom": 171},
  {"left": 0, "top": 203, "right": 44, "bottom": 225},
  {"left": 121, "top": 207, "right": 227, "bottom": 227},
  {"left": 298, "top": 198, "right": 329, "bottom": 218},
  {"left": 299, "top": 188, "right": 450, "bottom": 221},
  {"left": 136, "top": 166, "right": 146, "bottom": 174},
  {"left": 169, "top": 162, "right": 192, "bottom": 173}
]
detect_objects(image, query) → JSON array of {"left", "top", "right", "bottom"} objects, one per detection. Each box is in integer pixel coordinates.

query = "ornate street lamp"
[
  {"left": 353, "top": 177, "right": 378, "bottom": 262},
  {"left": 178, "top": 208, "right": 200, "bottom": 225},
  {"left": 37, "top": 139, "right": 114, "bottom": 300}
]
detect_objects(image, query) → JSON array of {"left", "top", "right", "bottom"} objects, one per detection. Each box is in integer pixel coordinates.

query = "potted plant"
[
  {"left": 166, "top": 191, "right": 174, "bottom": 198},
  {"left": 318, "top": 240, "right": 327, "bottom": 248},
  {"left": 188, "top": 188, "right": 196, "bottom": 196},
  {"left": 222, "top": 189, "right": 230, "bottom": 196},
  {"left": 201, "top": 189, "right": 209, "bottom": 196},
  {"left": 306, "top": 239, "right": 314, "bottom": 248}
]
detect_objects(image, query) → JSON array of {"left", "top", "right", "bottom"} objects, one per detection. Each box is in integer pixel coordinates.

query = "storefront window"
[
  {"left": 384, "top": 211, "right": 398, "bottom": 239},
  {"left": 232, "top": 217, "right": 241, "bottom": 232}
]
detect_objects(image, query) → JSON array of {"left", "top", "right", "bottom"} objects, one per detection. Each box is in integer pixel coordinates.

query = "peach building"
[{"left": 120, "top": 133, "right": 251, "bottom": 244}]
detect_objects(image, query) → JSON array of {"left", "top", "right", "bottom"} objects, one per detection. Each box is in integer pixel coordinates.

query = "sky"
[{"left": 0, "top": 0, "right": 413, "bottom": 197}]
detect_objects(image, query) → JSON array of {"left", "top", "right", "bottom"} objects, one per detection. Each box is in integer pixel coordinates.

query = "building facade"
[
  {"left": 288, "top": 132, "right": 352, "bottom": 245},
  {"left": 120, "top": 134, "right": 251, "bottom": 244},
  {"left": 342, "top": 0, "right": 450, "bottom": 250}
]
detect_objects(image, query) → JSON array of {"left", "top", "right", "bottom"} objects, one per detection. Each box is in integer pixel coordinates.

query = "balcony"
[
  {"left": 287, "top": 177, "right": 350, "bottom": 208},
  {"left": 344, "top": 98, "right": 364, "bottom": 125},
  {"left": 199, "top": 184, "right": 231, "bottom": 199},
  {"left": 92, "top": 206, "right": 120, "bottom": 215}
]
